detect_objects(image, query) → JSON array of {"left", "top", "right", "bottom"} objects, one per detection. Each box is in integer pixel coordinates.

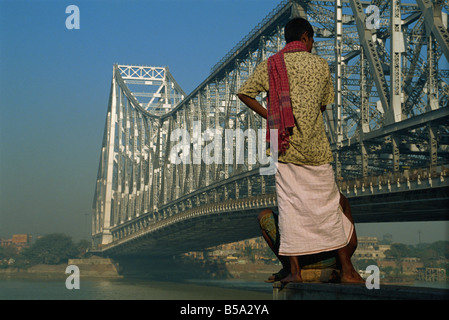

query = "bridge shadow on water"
[{"left": 113, "top": 255, "right": 234, "bottom": 282}]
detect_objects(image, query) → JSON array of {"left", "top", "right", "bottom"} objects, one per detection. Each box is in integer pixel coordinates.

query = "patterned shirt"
[{"left": 238, "top": 51, "right": 334, "bottom": 166}]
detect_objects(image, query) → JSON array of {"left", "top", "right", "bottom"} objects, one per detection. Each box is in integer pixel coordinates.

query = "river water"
[
  {"left": 0, "top": 277, "right": 274, "bottom": 300},
  {"left": 1, "top": 277, "right": 447, "bottom": 300}
]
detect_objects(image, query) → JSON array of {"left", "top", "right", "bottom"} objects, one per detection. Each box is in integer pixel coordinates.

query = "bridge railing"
[{"left": 338, "top": 164, "right": 449, "bottom": 197}]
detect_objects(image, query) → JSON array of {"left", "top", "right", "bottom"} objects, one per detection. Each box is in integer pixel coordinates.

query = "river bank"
[
  {"left": 0, "top": 256, "right": 122, "bottom": 280},
  {"left": 1, "top": 256, "right": 445, "bottom": 289},
  {"left": 0, "top": 256, "right": 277, "bottom": 281}
]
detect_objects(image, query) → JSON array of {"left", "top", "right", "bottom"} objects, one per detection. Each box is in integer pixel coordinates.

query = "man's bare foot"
[
  {"left": 265, "top": 268, "right": 290, "bottom": 282},
  {"left": 340, "top": 269, "right": 365, "bottom": 284},
  {"left": 280, "top": 273, "right": 303, "bottom": 283}
]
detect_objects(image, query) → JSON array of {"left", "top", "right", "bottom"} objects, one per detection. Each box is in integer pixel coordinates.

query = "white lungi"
[{"left": 275, "top": 162, "right": 353, "bottom": 256}]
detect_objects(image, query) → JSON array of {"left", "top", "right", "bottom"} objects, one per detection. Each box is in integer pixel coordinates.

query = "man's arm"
[
  {"left": 237, "top": 94, "right": 267, "bottom": 119},
  {"left": 239, "top": 93, "right": 325, "bottom": 116}
]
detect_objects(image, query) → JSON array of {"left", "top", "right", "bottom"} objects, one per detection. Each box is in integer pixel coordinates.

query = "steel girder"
[
  {"left": 331, "top": 0, "right": 448, "bottom": 181},
  {"left": 417, "top": 0, "right": 449, "bottom": 61},
  {"left": 116, "top": 65, "right": 186, "bottom": 115}
]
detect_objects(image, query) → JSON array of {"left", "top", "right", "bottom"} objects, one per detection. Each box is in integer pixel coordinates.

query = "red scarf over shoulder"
[{"left": 267, "top": 40, "right": 308, "bottom": 155}]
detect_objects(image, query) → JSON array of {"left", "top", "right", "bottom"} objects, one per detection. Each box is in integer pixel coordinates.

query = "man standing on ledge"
[{"left": 237, "top": 17, "right": 363, "bottom": 284}]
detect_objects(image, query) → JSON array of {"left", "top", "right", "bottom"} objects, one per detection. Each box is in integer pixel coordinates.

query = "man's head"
[{"left": 284, "top": 18, "right": 314, "bottom": 52}]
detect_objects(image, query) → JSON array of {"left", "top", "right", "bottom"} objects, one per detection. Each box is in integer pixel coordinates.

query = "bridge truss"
[{"left": 92, "top": 0, "right": 449, "bottom": 256}]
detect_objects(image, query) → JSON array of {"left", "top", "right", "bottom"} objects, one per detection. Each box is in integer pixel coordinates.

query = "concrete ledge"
[{"left": 273, "top": 282, "right": 449, "bottom": 300}]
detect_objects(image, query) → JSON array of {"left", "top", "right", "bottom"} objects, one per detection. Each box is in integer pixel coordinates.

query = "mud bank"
[{"left": 0, "top": 256, "right": 122, "bottom": 280}]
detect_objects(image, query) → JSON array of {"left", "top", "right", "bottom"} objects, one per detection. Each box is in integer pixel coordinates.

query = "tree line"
[
  {"left": 0, "top": 233, "right": 91, "bottom": 269},
  {"left": 384, "top": 241, "right": 449, "bottom": 266}
]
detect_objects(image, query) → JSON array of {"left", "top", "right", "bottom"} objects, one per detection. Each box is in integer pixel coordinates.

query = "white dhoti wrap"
[{"left": 275, "top": 162, "right": 353, "bottom": 256}]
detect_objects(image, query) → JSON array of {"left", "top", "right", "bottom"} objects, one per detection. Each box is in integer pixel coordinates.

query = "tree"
[
  {"left": 429, "top": 241, "right": 449, "bottom": 259},
  {"left": 384, "top": 243, "right": 410, "bottom": 260},
  {"left": 0, "top": 245, "right": 19, "bottom": 260},
  {"left": 23, "top": 233, "right": 78, "bottom": 265},
  {"left": 384, "top": 243, "right": 411, "bottom": 275},
  {"left": 75, "top": 239, "right": 91, "bottom": 257}
]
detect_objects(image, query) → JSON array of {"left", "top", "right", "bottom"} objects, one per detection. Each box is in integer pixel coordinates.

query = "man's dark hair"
[{"left": 284, "top": 18, "right": 314, "bottom": 43}]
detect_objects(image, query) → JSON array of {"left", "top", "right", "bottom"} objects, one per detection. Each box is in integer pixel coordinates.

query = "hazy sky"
[{"left": 0, "top": 0, "right": 447, "bottom": 245}]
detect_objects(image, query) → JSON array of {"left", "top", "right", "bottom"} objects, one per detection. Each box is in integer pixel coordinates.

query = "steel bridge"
[{"left": 92, "top": 0, "right": 449, "bottom": 257}]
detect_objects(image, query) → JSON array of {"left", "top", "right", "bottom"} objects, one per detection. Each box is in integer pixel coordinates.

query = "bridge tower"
[{"left": 92, "top": 65, "right": 185, "bottom": 246}]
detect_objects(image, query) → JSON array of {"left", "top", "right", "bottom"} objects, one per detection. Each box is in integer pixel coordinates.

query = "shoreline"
[
  {"left": 0, "top": 256, "right": 123, "bottom": 280},
  {"left": 1, "top": 257, "right": 446, "bottom": 290}
]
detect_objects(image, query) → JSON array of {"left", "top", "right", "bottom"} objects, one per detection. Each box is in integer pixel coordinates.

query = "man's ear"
[{"left": 300, "top": 31, "right": 309, "bottom": 42}]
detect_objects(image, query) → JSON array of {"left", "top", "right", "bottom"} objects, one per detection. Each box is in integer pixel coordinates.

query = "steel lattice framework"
[{"left": 92, "top": 0, "right": 449, "bottom": 255}]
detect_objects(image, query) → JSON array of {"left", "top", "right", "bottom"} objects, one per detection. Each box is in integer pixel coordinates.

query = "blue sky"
[{"left": 0, "top": 0, "right": 447, "bottom": 244}]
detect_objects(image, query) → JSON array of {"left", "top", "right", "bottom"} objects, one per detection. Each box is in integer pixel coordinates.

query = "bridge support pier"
[{"left": 100, "top": 229, "right": 113, "bottom": 245}]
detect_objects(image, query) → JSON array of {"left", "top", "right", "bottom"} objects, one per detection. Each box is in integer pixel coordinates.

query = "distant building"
[
  {"left": 182, "top": 237, "right": 274, "bottom": 264},
  {"left": 0, "top": 238, "right": 12, "bottom": 248},
  {"left": 417, "top": 268, "right": 447, "bottom": 282},
  {"left": 353, "top": 237, "right": 391, "bottom": 260},
  {"left": 1, "top": 234, "right": 32, "bottom": 251},
  {"left": 12, "top": 234, "right": 31, "bottom": 246}
]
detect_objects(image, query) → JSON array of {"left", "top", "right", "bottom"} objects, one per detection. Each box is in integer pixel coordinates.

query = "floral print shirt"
[{"left": 238, "top": 51, "right": 335, "bottom": 166}]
